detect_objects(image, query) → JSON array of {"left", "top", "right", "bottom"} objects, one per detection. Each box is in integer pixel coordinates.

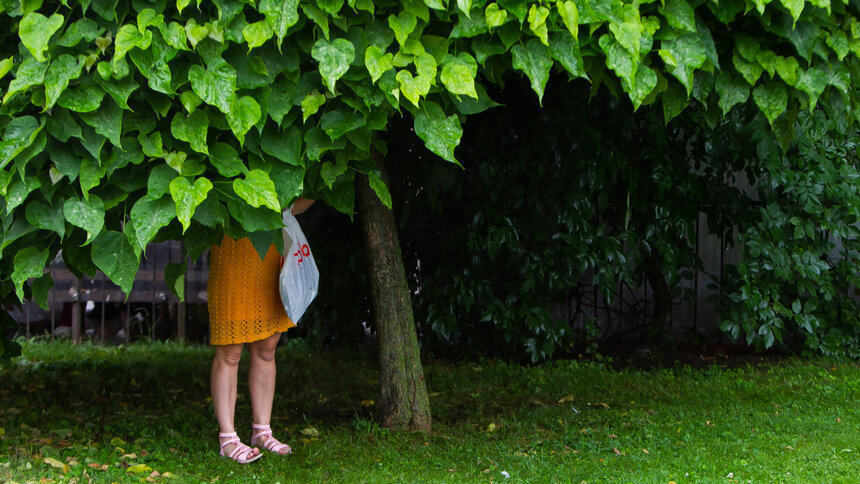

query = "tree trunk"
[{"left": 355, "top": 162, "right": 432, "bottom": 432}]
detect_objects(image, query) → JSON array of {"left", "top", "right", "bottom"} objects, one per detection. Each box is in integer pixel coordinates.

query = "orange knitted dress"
[{"left": 208, "top": 236, "right": 295, "bottom": 345}]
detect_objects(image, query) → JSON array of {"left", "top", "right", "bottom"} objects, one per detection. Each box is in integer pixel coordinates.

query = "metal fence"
[
  {"left": 14, "top": 241, "right": 211, "bottom": 343},
  {"left": 13, "top": 211, "right": 745, "bottom": 345}
]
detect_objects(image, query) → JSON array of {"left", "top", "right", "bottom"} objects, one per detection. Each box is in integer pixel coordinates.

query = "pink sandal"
[
  {"left": 219, "top": 432, "right": 262, "bottom": 463},
  {"left": 251, "top": 424, "right": 292, "bottom": 455}
]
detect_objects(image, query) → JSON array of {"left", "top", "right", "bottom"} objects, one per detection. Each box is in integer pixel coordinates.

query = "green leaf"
[
  {"left": 485, "top": 3, "right": 508, "bottom": 28},
  {"left": 0, "top": 57, "right": 13, "bottom": 80},
  {"left": 63, "top": 195, "right": 105, "bottom": 245},
  {"left": 780, "top": 0, "right": 804, "bottom": 22},
  {"left": 79, "top": 158, "right": 102, "bottom": 200},
  {"left": 130, "top": 194, "right": 175, "bottom": 250},
  {"left": 556, "top": 1, "right": 578, "bottom": 40},
  {"left": 227, "top": 95, "right": 262, "bottom": 145},
  {"left": 96, "top": 75, "right": 140, "bottom": 110},
  {"left": 658, "top": 33, "right": 707, "bottom": 95},
  {"left": 165, "top": 151, "right": 205, "bottom": 176},
  {"left": 658, "top": 0, "right": 696, "bottom": 32},
  {"left": 57, "top": 19, "right": 103, "bottom": 48},
  {"left": 170, "top": 176, "right": 213, "bottom": 233},
  {"left": 527, "top": 4, "right": 549, "bottom": 46},
  {"left": 188, "top": 60, "right": 237, "bottom": 114},
  {"left": 715, "top": 71, "right": 750, "bottom": 115},
  {"left": 57, "top": 82, "right": 106, "bottom": 112},
  {"left": 0, "top": 116, "right": 44, "bottom": 170},
  {"left": 796, "top": 67, "right": 827, "bottom": 109},
  {"left": 260, "top": 0, "right": 300, "bottom": 48},
  {"left": 43, "top": 55, "right": 83, "bottom": 110},
  {"left": 549, "top": 31, "right": 586, "bottom": 80},
  {"left": 271, "top": 162, "right": 304, "bottom": 208},
  {"left": 92, "top": 230, "right": 140, "bottom": 295},
  {"left": 774, "top": 56, "right": 799, "bottom": 86},
  {"left": 164, "top": 262, "right": 186, "bottom": 300},
  {"left": 47, "top": 108, "right": 82, "bottom": 142},
  {"left": 365, "top": 45, "right": 393, "bottom": 83},
  {"left": 171, "top": 110, "right": 210, "bottom": 154},
  {"left": 440, "top": 53, "right": 478, "bottom": 99},
  {"left": 627, "top": 65, "right": 657, "bottom": 110},
  {"left": 511, "top": 39, "right": 552, "bottom": 104},
  {"left": 321, "top": 158, "right": 348, "bottom": 187},
  {"left": 79, "top": 100, "right": 123, "bottom": 149},
  {"left": 367, "top": 170, "right": 392, "bottom": 209},
  {"left": 12, "top": 247, "right": 48, "bottom": 301},
  {"left": 304, "top": 127, "right": 347, "bottom": 161},
  {"left": 3, "top": 56, "right": 48, "bottom": 104},
  {"left": 320, "top": 110, "right": 365, "bottom": 142},
  {"left": 114, "top": 24, "right": 153, "bottom": 62},
  {"left": 607, "top": 4, "right": 642, "bottom": 60},
  {"left": 413, "top": 102, "right": 462, "bottom": 165},
  {"left": 732, "top": 51, "right": 762, "bottom": 86},
  {"left": 312, "top": 38, "right": 356, "bottom": 93},
  {"left": 209, "top": 142, "right": 248, "bottom": 176},
  {"left": 31, "top": 275, "right": 54, "bottom": 310},
  {"left": 147, "top": 164, "right": 177, "bottom": 198},
  {"left": 753, "top": 82, "right": 788, "bottom": 125},
  {"left": 662, "top": 82, "right": 688, "bottom": 123},
  {"left": 243, "top": 19, "right": 274, "bottom": 51},
  {"left": 234, "top": 169, "right": 281, "bottom": 212},
  {"left": 227, "top": 198, "right": 284, "bottom": 232},
  {"left": 457, "top": 0, "right": 472, "bottom": 16},
  {"left": 388, "top": 11, "right": 417, "bottom": 47},
  {"left": 261, "top": 125, "right": 302, "bottom": 167},
  {"left": 19, "top": 12, "right": 64, "bottom": 62},
  {"left": 25, "top": 201, "right": 65, "bottom": 238},
  {"left": 301, "top": 91, "right": 327, "bottom": 122},
  {"left": 301, "top": 3, "right": 330, "bottom": 40}
]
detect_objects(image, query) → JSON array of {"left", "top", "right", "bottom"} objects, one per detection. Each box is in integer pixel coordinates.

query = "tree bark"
[{"left": 355, "top": 161, "right": 432, "bottom": 432}]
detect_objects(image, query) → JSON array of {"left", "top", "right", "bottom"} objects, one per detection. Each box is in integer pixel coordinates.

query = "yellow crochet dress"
[{"left": 208, "top": 236, "right": 295, "bottom": 345}]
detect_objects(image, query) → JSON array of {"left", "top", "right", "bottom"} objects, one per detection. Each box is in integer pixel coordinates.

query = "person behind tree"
[{"left": 207, "top": 198, "right": 315, "bottom": 463}]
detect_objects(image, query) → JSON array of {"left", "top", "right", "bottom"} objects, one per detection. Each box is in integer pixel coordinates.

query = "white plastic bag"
[{"left": 279, "top": 209, "right": 319, "bottom": 324}]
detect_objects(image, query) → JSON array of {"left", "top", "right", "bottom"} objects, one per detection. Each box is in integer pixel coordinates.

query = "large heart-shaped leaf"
[
  {"left": 312, "top": 38, "right": 355, "bottom": 93},
  {"left": 233, "top": 169, "right": 281, "bottom": 212},
  {"left": 170, "top": 176, "right": 213, "bottom": 233},
  {"left": 12, "top": 247, "right": 48, "bottom": 301},
  {"left": 19, "top": 12, "right": 64, "bottom": 62},
  {"left": 63, "top": 195, "right": 105, "bottom": 245},
  {"left": 414, "top": 102, "right": 463, "bottom": 166},
  {"left": 92, "top": 231, "right": 140, "bottom": 296}
]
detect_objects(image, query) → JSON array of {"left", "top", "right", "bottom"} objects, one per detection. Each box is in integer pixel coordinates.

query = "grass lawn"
[{"left": 0, "top": 339, "right": 857, "bottom": 483}]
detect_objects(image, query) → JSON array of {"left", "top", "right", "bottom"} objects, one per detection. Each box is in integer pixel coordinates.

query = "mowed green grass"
[{"left": 1, "top": 340, "right": 857, "bottom": 483}]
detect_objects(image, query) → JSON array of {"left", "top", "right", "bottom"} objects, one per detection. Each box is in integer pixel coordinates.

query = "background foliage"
[{"left": 1, "top": 0, "right": 859, "bottom": 359}]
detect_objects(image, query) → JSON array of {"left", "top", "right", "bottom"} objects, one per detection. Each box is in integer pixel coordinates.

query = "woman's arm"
[{"left": 290, "top": 198, "right": 315, "bottom": 215}]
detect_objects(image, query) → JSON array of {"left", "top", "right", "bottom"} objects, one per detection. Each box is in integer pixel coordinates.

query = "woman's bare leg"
[
  {"left": 211, "top": 343, "right": 259, "bottom": 457},
  {"left": 248, "top": 332, "right": 289, "bottom": 453}
]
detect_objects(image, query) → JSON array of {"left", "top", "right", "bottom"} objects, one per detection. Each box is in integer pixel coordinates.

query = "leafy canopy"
[{"left": 0, "top": 0, "right": 858, "bottom": 313}]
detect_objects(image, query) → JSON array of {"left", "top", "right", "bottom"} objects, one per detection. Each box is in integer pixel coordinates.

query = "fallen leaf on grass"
[
  {"left": 642, "top": 448, "right": 650, "bottom": 454},
  {"left": 588, "top": 402, "right": 610, "bottom": 409},
  {"left": 127, "top": 464, "right": 152, "bottom": 475},
  {"left": 161, "top": 471, "right": 176, "bottom": 479},
  {"left": 88, "top": 463, "right": 101, "bottom": 469},
  {"left": 146, "top": 470, "right": 161, "bottom": 482},
  {"left": 487, "top": 423, "right": 497, "bottom": 433},
  {"left": 121, "top": 453, "right": 138, "bottom": 460},
  {"left": 42, "top": 457, "right": 67, "bottom": 472},
  {"left": 110, "top": 437, "right": 127, "bottom": 447},
  {"left": 300, "top": 427, "right": 320, "bottom": 437},
  {"left": 612, "top": 448, "right": 626, "bottom": 455},
  {"left": 558, "top": 394, "right": 574, "bottom": 403},
  {"left": 836, "top": 417, "right": 842, "bottom": 423},
  {"left": 609, "top": 434, "right": 618, "bottom": 439}
]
